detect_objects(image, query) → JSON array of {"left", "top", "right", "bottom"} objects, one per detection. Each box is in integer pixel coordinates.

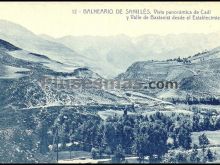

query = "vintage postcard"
[{"left": 0, "top": 1, "right": 220, "bottom": 164}]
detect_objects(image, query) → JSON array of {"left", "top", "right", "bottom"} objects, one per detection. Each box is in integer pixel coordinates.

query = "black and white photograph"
[{"left": 0, "top": 1, "right": 220, "bottom": 164}]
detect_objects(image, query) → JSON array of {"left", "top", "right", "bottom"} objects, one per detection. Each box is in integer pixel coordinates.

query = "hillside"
[
  {"left": 116, "top": 47, "right": 220, "bottom": 101},
  {"left": 41, "top": 33, "right": 220, "bottom": 78},
  {"left": 0, "top": 20, "right": 220, "bottom": 164},
  {"left": 0, "top": 20, "right": 111, "bottom": 78}
]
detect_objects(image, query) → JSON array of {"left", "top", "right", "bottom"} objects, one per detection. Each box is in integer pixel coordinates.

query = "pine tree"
[
  {"left": 199, "top": 133, "right": 210, "bottom": 163},
  {"left": 206, "top": 149, "right": 214, "bottom": 162},
  {"left": 190, "top": 144, "right": 200, "bottom": 163}
]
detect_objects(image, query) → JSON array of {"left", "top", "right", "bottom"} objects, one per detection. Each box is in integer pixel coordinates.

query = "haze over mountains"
[
  {"left": 1, "top": 19, "right": 218, "bottom": 78},
  {"left": 42, "top": 32, "right": 220, "bottom": 77},
  {"left": 1, "top": 19, "right": 220, "bottom": 97}
]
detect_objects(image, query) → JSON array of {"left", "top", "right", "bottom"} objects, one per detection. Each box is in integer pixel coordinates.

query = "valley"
[{"left": 0, "top": 20, "right": 220, "bottom": 163}]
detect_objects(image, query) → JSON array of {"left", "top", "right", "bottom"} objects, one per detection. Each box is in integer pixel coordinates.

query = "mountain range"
[
  {"left": 1, "top": 19, "right": 220, "bottom": 164},
  {"left": 42, "top": 32, "right": 220, "bottom": 78},
  {"left": 1, "top": 19, "right": 220, "bottom": 78}
]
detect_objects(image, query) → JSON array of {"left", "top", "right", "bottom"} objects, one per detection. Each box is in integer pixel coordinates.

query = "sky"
[{"left": 0, "top": 2, "right": 220, "bottom": 38}]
